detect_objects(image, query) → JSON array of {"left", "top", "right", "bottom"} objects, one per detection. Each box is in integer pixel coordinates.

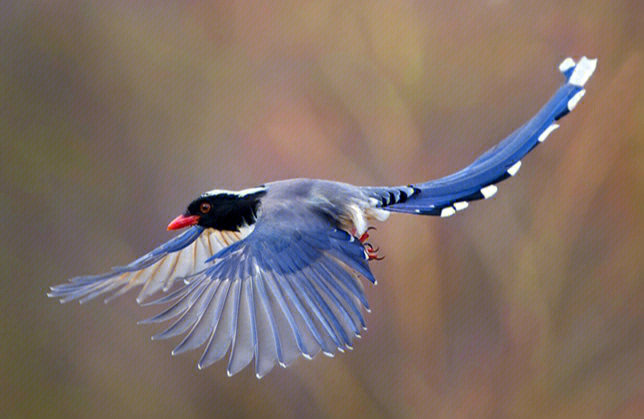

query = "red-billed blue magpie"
[{"left": 49, "top": 57, "right": 597, "bottom": 378}]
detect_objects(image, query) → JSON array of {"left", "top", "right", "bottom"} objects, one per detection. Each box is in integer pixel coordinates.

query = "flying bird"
[{"left": 49, "top": 57, "right": 597, "bottom": 378}]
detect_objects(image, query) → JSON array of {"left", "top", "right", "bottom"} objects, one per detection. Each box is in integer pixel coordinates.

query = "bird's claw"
[
  {"left": 364, "top": 241, "right": 384, "bottom": 261},
  {"left": 359, "top": 226, "right": 377, "bottom": 243}
]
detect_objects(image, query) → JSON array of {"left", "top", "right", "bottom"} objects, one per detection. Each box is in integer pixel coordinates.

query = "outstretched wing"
[
  {"left": 140, "top": 207, "right": 374, "bottom": 378},
  {"left": 48, "top": 227, "right": 247, "bottom": 304},
  {"left": 367, "top": 56, "right": 597, "bottom": 217}
]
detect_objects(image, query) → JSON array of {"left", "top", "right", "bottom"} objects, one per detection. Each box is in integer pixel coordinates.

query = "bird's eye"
[{"left": 200, "top": 202, "right": 211, "bottom": 213}]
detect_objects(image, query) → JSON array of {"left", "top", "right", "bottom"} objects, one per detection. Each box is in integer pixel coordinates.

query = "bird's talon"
[
  {"left": 359, "top": 227, "right": 377, "bottom": 243},
  {"left": 365, "top": 244, "right": 384, "bottom": 261}
]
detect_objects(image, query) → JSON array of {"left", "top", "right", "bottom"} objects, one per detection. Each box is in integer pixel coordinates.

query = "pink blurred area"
[{"left": 2, "top": 1, "right": 642, "bottom": 418}]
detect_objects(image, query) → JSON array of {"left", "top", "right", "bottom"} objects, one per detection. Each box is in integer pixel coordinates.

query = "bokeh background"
[{"left": 2, "top": 1, "right": 642, "bottom": 418}]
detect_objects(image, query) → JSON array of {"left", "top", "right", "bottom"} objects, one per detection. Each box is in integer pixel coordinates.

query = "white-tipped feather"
[
  {"left": 538, "top": 123, "right": 559, "bottom": 143},
  {"left": 440, "top": 207, "right": 456, "bottom": 218},
  {"left": 567, "top": 89, "right": 586, "bottom": 111},
  {"left": 481, "top": 185, "right": 498, "bottom": 199},
  {"left": 569, "top": 57, "right": 597, "bottom": 87},
  {"left": 507, "top": 161, "right": 522, "bottom": 177},
  {"left": 558, "top": 57, "right": 575, "bottom": 72},
  {"left": 453, "top": 201, "right": 469, "bottom": 211}
]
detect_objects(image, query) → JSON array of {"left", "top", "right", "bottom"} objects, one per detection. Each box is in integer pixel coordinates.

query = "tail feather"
[{"left": 364, "top": 56, "right": 597, "bottom": 217}]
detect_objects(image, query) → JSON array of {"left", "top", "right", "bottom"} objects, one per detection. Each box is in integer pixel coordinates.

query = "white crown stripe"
[{"left": 202, "top": 186, "right": 267, "bottom": 198}]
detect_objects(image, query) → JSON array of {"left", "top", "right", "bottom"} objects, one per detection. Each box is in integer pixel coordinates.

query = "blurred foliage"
[{"left": 1, "top": 1, "right": 642, "bottom": 418}]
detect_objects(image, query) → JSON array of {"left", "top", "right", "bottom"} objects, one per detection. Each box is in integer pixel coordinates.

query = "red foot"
[
  {"left": 359, "top": 226, "right": 377, "bottom": 244},
  {"left": 364, "top": 242, "right": 384, "bottom": 261}
]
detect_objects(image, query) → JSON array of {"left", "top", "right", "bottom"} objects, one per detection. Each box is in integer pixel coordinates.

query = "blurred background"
[{"left": 1, "top": 1, "right": 642, "bottom": 418}]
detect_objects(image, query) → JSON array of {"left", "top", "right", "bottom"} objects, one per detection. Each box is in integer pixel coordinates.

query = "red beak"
[{"left": 167, "top": 214, "right": 200, "bottom": 231}]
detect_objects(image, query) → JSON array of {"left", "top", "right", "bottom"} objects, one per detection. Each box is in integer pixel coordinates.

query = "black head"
[{"left": 167, "top": 187, "right": 266, "bottom": 231}]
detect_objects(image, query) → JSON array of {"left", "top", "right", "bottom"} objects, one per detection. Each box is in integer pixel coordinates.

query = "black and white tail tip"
[{"left": 381, "top": 56, "right": 597, "bottom": 219}]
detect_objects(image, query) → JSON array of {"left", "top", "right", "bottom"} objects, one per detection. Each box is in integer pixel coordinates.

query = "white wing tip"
[
  {"left": 568, "top": 56, "right": 598, "bottom": 87},
  {"left": 481, "top": 185, "right": 498, "bottom": 199}
]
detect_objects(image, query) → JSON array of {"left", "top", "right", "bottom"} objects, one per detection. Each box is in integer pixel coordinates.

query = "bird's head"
[{"left": 167, "top": 187, "right": 266, "bottom": 231}]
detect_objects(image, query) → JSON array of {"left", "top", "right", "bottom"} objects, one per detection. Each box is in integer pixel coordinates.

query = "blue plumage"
[
  {"left": 383, "top": 58, "right": 596, "bottom": 216},
  {"left": 48, "top": 57, "right": 596, "bottom": 378}
]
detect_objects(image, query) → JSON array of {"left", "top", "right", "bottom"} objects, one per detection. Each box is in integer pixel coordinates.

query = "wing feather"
[
  {"left": 252, "top": 273, "right": 281, "bottom": 375},
  {"left": 227, "top": 278, "right": 255, "bottom": 376},
  {"left": 141, "top": 279, "right": 208, "bottom": 326},
  {"left": 49, "top": 227, "right": 240, "bottom": 304},
  {"left": 262, "top": 269, "right": 315, "bottom": 361},
  {"left": 150, "top": 279, "right": 213, "bottom": 340},
  {"left": 308, "top": 265, "right": 360, "bottom": 338},
  {"left": 198, "top": 279, "right": 238, "bottom": 369},
  {"left": 171, "top": 279, "right": 225, "bottom": 355},
  {"left": 141, "top": 211, "right": 374, "bottom": 377}
]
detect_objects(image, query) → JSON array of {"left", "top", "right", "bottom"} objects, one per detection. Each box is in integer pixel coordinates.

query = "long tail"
[{"left": 362, "top": 56, "right": 597, "bottom": 217}]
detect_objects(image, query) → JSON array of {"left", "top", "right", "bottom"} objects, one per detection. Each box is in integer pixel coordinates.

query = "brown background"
[{"left": 2, "top": 1, "right": 642, "bottom": 418}]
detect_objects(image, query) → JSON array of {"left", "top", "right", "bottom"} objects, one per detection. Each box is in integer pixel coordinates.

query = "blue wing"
[
  {"left": 139, "top": 211, "right": 374, "bottom": 378},
  {"left": 48, "top": 227, "right": 244, "bottom": 304},
  {"left": 368, "top": 56, "right": 597, "bottom": 216}
]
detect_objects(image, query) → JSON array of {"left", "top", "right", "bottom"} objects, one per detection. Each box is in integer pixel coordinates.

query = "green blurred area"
[{"left": 1, "top": 1, "right": 642, "bottom": 418}]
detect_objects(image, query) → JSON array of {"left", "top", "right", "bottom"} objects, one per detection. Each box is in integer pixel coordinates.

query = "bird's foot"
[
  {"left": 358, "top": 226, "right": 377, "bottom": 244},
  {"left": 364, "top": 242, "right": 384, "bottom": 261}
]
